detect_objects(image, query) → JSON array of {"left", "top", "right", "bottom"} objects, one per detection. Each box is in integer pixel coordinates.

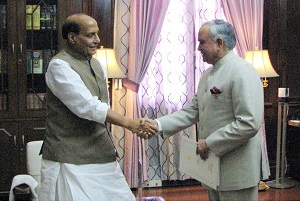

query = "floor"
[
  {"left": 132, "top": 183, "right": 300, "bottom": 201},
  {"left": 2, "top": 181, "right": 300, "bottom": 200}
]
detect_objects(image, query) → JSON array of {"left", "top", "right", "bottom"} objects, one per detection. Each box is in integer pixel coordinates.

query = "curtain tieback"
[{"left": 122, "top": 78, "right": 140, "bottom": 93}]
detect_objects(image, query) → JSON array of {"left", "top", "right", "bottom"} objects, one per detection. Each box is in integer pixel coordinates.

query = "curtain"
[
  {"left": 220, "top": 0, "right": 264, "bottom": 57},
  {"left": 111, "top": 0, "right": 130, "bottom": 182},
  {"left": 113, "top": 0, "right": 170, "bottom": 187},
  {"left": 139, "top": 0, "right": 225, "bottom": 182}
]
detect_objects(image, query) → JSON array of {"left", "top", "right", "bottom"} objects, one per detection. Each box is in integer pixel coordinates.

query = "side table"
[{"left": 266, "top": 101, "right": 299, "bottom": 189}]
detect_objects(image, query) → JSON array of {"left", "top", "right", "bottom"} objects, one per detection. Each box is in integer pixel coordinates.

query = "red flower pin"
[{"left": 210, "top": 86, "right": 222, "bottom": 94}]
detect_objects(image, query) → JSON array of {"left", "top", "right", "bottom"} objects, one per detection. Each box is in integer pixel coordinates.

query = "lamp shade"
[
  {"left": 245, "top": 49, "right": 279, "bottom": 78},
  {"left": 93, "top": 47, "right": 126, "bottom": 78}
]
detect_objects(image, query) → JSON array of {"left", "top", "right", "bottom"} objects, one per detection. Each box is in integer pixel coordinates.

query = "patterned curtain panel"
[
  {"left": 111, "top": 0, "right": 131, "bottom": 173},
  {"left": 139, "top": 0, "right": 225, "bottom": 182}
]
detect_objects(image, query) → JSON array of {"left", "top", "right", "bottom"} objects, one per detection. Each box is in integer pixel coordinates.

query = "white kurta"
[{"left": 45, "top": 59, "right": 109, "bottom": 123}]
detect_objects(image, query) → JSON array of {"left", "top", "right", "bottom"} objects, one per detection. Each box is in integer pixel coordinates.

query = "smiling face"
[
  {"left": 197, "top": 25, "right": 220, "bottom": 65},
  {"left": 67, "top": 15, "right": 100, "bottom": 58},
  {"left": 197, "top": 24, "right": 230, "bottom": 66}
]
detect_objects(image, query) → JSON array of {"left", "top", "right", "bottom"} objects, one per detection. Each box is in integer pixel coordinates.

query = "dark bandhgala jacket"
[{"left": 41, "top": 50, "right": 116, "bottom": 164}]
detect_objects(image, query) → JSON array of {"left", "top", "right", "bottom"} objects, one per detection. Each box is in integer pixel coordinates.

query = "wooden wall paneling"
[
  {"left": 263, "top": 0, "right": 280, "bottom": 105},
  {"left": 286, "top": 0, "right": 300, "bottom": 97},
  {"left": 277, "top": 0, "right": 288, "bottom": 87},
  {"left": 57, "top": 0, "right": 84, "bottom": 50},
  {"left": 263, "top": 0, "right": 282, "bottom": 166},
  {"left": 57, "top": 0, "right": 115, "bottom": 50},
  {"left": 285, "top": 0, "right": 300, "bottom": 180},
  {"left": 92, "top": 0, "right": 114, "bottom": 48},
  {"left": 264, "top": 0, "right": 300, "bottom": 179},
  {"left": 83, "top": 0, "right": 93, "bottom": 14}
]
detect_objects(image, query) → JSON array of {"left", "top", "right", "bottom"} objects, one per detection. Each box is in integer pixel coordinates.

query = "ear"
[
  {"left": 216, "top": 38, "right": 224, "bottom": 48},
  {"left": 68, "top": 32, "right": 76, "bottom": 44}
]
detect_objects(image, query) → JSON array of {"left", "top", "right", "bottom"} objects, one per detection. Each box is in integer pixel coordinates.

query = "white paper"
[{"left": 179, "top": 136, "right": 220, "bottom": 190}]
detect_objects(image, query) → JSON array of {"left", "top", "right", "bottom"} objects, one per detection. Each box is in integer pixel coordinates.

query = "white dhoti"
[{"left": 39, "top": 159, "right": 136, "bottom": 201}]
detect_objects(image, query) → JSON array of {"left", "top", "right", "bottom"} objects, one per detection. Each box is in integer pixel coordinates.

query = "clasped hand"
[
  {"left": 129, "top": 118, "right": 158, "bottom": 139},
  {"left": 128, "top": 118, "right": 209, "bottom": 160}
]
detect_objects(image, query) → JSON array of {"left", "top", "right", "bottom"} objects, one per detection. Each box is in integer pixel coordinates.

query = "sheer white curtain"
[
  {"left": 139, "top": 0, "right": 225, "bottom": 182},
  {"left": 113, "top": 0, "right": 170, "bottom": 187}
]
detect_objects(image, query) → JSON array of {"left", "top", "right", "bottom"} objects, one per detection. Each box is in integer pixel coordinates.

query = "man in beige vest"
[{"left": 39, "top": 14, "right": 156, "bottom": 201}]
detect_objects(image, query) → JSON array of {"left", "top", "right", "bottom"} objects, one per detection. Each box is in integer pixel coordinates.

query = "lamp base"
[
  {"left": 262, "top": 77, "right": 268, "bottom": 87},
  {"left": 266, "top": 177, "right": 298, "bottom": 189}
]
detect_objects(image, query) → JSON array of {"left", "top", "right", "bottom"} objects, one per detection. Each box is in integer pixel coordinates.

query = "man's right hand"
[{"left": 137, "top": 118, "right": 158, "bottom": 139}]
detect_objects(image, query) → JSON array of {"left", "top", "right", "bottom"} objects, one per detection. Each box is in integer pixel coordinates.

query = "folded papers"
[{"left": 179, "top": 136, "right": 220, "bottom": 190}]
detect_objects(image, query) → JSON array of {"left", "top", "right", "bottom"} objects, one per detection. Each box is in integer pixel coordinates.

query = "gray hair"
[{"left": 202, "top": 19, "right": 236, "bottom": 50}]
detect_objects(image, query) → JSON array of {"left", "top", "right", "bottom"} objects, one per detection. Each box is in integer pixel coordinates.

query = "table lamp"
[
  {"left": 245, "top": 48, "right": 279, "bottom": 87},
  {"left": 94, "top": 46, "right": 126, "bottom": 89}
]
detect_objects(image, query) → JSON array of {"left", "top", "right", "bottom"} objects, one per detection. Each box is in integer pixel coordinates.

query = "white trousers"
[{"left": 39, "top": 159, "right": 136, "bottom": 201}]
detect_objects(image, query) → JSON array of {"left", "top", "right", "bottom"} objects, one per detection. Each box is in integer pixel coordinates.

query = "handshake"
[{"left": 128, "top": 118, "right": 159, "bottom": 139}]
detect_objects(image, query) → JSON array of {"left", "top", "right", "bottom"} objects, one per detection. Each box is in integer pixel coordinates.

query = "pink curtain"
[
  {"left": 221, "top": 0, "right": 264, "bottom": 57},
  {"left": 221, "top": 0, "right": 270, "bottom": 176},
  {"left": 123, "top": 0, "right": 170, "bottom": 187},
  {"left": 139, "top": 0, "right": 225, "bottom": 182}
]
